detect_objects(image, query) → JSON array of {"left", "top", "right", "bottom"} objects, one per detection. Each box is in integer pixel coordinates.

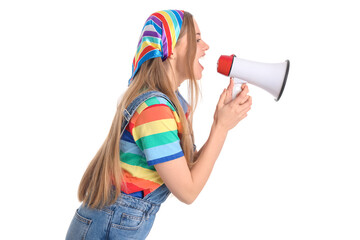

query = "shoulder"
[
  {"left": 129, "top": 96, "right": 179, "bottom": 131},
  {"left": 136, "top": 96, "right": 177, "bottom": 115},
  {"left": 131, "top": 96, "right": 181, "bottom": 143}
]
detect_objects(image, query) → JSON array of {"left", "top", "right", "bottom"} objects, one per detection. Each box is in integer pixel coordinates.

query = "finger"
[
  {"left": 235, "top": 106, "right": 250, "bottom": 121},
  {"left": 241, "top": 96, "right": 252, "bottom": 109},
  {"left": 237, "top": 106, "right": 251, "bottom": 119},
  {"left": 241, "top": 83, "right": 249, "bottom": 91},
  {"left": 227, "top": 78, "right": 234, "bottom": 91},
  {"left": 240, "top": 84, "right": 249, "bottom": 96},
  {"left": 233, "top": 84, "right": 249, "bottom": 104},
  {"left": 224, "top": 78, "right": 234, "bottom": 103},
  {"left": 238, "top": 113, "right": 248, "bottom": 122},
  {"left": 240, "top": 95, "right": 250, "bottom": 105},
  {"left": 217, "top": 89, "right": 227, "bottom": 108},
  {"left": 236, "top": 96, "right": 252, "bottom": 113}
]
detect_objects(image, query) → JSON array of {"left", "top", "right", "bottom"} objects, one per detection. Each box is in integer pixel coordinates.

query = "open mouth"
[{"left": 198, "top": 56, "right": 204, "bottom": 70}]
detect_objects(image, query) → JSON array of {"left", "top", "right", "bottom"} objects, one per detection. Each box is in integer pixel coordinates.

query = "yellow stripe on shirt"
[
  {"left": 132, "top": 119, "right": 177, "bottom": 142},
  {"left": 120, "top": 161, "right": 163, "bottom": 185},
  {"left": 135, "top": 102, "right": 149, "bottom": 115}
]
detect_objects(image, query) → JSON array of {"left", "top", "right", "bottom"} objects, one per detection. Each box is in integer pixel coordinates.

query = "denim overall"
[{"left": 66, "top": 91, "right": 177, "bottom": 240}]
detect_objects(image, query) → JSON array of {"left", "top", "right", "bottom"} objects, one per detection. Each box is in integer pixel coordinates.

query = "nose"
[
  {"left": 202, "top": 40, "right": 209, "bottom": 51},
  {"left": 205, "top": 42, "right": 210, "bottom": 51}
]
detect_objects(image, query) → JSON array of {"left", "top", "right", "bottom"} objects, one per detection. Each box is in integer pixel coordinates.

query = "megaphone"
[{"left": 217, "top": 55, "right": 290, "bottom": 101}]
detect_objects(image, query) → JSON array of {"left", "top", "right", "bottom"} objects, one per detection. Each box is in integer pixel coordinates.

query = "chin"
[
  {"left": 195, "top": 70, "right": 203, "bottom": 80},
  {"left": 192, "top": 68, "right": 202, "bottom": 80},
  {"left": 193, "top": 73, "right": 201, "bottom": 80}
]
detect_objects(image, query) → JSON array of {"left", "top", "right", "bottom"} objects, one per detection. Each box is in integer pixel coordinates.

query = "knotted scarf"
[{"left": 128, "top": 10, "right": 184, "bottom": 85}]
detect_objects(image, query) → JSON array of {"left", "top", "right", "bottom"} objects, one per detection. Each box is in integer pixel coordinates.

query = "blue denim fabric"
[
  {"left": 66, "top": 91, "right": 174, "bottom": 240},
  {"left": 66, "top": 184, "right": 171, "bottom": 240}
]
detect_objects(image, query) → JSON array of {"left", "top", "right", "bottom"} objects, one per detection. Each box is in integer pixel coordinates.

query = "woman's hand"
[
  {"left": 213, "top": 81, "right": 252, "bottom": 132},
  {"left": 155, "top": 79, "right": 251, "bottom": 205}
]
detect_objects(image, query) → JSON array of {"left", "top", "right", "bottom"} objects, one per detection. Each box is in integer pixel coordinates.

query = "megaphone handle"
[{"left": 232, "top": 78, "right": 247, "bottom": 99}]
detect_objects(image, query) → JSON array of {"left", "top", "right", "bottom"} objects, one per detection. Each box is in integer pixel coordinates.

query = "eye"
[{"left": 196, "top": 39, "right": 201, "bottom": 43}]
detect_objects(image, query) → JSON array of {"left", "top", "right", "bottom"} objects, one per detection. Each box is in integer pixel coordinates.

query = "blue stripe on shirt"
[
  {"left": 147, "top": 151, "right": 184, "bottom": 166},
  {"left": 143, "top": 140, "right": 183, "bottom": 161}
]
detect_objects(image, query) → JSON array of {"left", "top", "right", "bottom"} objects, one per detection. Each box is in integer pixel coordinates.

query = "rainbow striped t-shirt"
[{"left": 120, "top": 91, "right": 189, "bottom": 198}]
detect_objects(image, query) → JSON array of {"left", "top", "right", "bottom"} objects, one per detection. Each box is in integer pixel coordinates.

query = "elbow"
[
  {"left": 180, "top": 197, "right": 195, "bottom": 205},
  {"left": 184, "top": 198, "right": 195, "bottom": 205},
  {"left": 178, "top": 192, "right": 198, "bottom": 205}
]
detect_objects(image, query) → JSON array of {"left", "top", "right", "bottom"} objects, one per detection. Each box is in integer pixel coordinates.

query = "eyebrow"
[{"left": 196, "top": 33, "right": 201, "bottom": 36}]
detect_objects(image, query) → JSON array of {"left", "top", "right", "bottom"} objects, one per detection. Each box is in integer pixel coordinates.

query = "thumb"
[
  {"left": 228, "top": 78, "right": 234, "bottom": 91},
  {"left": 217, "top": 89, "right": 227, "bottom": 108}
]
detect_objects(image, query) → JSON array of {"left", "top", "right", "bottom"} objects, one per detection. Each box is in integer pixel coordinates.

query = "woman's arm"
[{"left": 154, "top": 84, "right": 252, "bottom": 204}]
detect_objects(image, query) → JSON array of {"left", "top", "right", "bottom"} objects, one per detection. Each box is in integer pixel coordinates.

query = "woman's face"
[
  {"left": 193, "top": 19, "right": 209, "bottom": 80},
  {"left": 172, "top": 18, "right": 209, "bottom": 84}
]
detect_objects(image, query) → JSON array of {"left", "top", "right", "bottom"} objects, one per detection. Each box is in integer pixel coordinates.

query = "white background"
[{"left": 1, "top": 0, "right": 359, "bottom": 239}]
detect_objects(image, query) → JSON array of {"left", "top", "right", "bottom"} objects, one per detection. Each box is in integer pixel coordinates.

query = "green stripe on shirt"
[
  {"left": 144, "top": 97, "right": 161, "bottom": 106},
  {"left": 135, "top": 130, "right": 180, "bottom": 150},
  {"left": 120, "top": 151, "right": 156, "bottom": 171}
]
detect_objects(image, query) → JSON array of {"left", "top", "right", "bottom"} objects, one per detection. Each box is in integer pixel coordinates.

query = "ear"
[{"left": 168, "top": 52, "right": 176, "bottom": 60}]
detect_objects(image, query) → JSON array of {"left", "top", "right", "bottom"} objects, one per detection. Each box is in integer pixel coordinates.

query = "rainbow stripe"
[
  {"left": 129, "top": 10, "right": 184, "bottom": 85},
  {"left": 120, "top": 96, "right": 185, "bottom": 197}
]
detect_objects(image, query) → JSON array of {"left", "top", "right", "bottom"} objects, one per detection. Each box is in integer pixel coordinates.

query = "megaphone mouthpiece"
[{"left": 217, "top": 54, "right": 236, "bottom": 76}]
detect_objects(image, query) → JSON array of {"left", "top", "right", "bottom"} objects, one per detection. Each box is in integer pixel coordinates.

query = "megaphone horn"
[{"left": 217, "top": 55, "right": 290, "bottom": 101}]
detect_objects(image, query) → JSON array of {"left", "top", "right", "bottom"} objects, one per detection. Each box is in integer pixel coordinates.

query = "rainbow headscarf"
[{"left": 128, "top": 10, "right": 184, "bottom": 85}]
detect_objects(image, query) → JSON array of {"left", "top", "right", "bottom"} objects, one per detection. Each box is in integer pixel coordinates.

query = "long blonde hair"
[{"left": 78, "top": 11, "right": 199, "bottom": 209}]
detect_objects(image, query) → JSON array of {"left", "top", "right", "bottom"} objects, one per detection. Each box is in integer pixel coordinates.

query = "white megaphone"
[{"left": 217, "top": 54, "right": 290, "bottom": 101}]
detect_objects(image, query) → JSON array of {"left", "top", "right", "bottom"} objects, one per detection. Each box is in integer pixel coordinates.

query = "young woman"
[{"left": 66, "top": 10, "right": 252, "bottom": 239}]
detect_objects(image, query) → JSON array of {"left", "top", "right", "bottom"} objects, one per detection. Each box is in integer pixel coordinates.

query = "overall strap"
[{"left": 120, "top": 91, "right": 177, "bottom": 135}]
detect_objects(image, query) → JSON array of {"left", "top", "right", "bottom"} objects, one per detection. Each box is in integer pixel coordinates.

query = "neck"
[{"left": 165, "top": 64, "right": 184, "bottom": 92}]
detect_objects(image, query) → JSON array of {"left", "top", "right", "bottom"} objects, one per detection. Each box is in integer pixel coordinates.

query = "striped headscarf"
[{"left": 128, "top": 10, "right": 185, "bottom": 85}]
